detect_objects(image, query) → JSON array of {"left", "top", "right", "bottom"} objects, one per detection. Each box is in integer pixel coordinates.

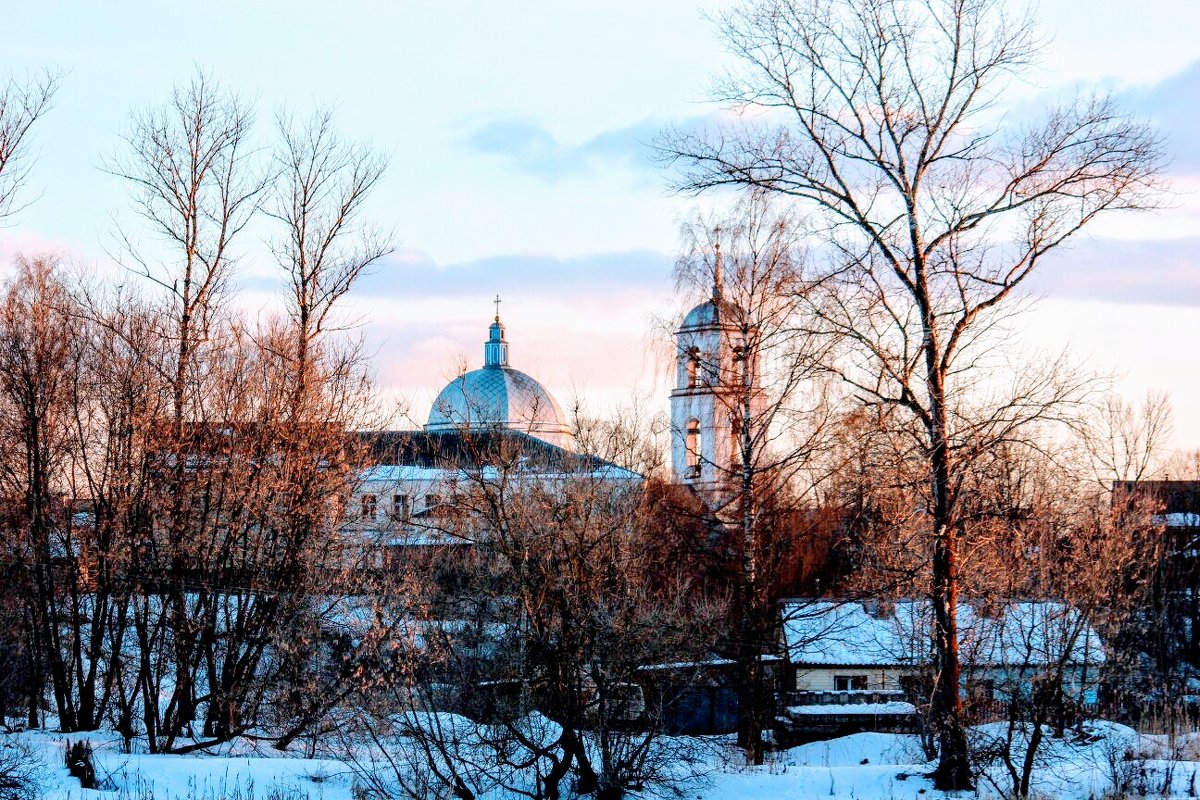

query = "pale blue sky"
[{"left": 2, "top": 1, "right": 1199, "bottom": 448}]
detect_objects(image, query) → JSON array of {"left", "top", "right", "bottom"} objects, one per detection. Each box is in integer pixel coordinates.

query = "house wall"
[
  {"left": 971, "top": 664, "right": 1100, "bottom": 706},
  {"left": 793, "top": 666, "right": 906, "bottom": 692},
  {"left": 791, "top": 663, "right": 1100, "bottom": 705}
]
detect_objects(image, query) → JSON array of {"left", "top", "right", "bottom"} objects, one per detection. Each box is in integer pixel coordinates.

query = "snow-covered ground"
[{"left": 11, "top": 721, "right": 1200, "bottom": 799}]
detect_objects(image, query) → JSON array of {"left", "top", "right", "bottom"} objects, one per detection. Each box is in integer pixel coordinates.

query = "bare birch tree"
[
  {"left": 268, "top": 108, "right": 391, "bottom": 402},
  {"left": 662, "top": 0, "right": 1163, "bottom": 786},
  {"left": 259, "top": 108, "right": 391, "bottom": 749},
  {"left": 0, "top": 70, "right": 58, "bottom": 225}
]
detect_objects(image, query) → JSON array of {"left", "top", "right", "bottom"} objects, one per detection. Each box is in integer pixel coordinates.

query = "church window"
[
  {"left": 686, "top": 419, "right": 702, "bottom": 479},
  {"left": 360, "top": 494, "right": 377, "bottom": 521},
  {"left": 425, "top": 493, "right": 440, "bottom": 511},
  {"left": 392, "top": 494, "right": 409, "bottom": 520}
]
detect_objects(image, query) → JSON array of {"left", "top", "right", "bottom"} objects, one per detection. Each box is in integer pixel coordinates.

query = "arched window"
[{"left": 686, "top": 418, "right": 702, "bottom": 479}]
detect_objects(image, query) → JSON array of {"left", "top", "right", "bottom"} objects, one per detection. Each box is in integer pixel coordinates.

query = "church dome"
[
  {"left": 679, "top": 244, "right": 740, "bottom": 333},
  {"left": 424, "top": 308, "right": 574, "bottom": 449},
  {"left": 680, "top": 296, "right": 740, "bottom": 332}
]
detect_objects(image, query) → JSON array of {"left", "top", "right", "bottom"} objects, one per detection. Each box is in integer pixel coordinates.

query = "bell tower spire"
[{"left": 712, "top": 227, "right": 723, "bottom": 301}]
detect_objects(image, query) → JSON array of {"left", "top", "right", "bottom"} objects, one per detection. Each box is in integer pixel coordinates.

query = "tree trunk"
[{"left": 928, "top": 392, "right": 972, "bottom": 790}]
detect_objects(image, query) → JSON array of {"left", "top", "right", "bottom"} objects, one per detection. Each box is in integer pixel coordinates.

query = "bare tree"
[
  {"left": 1084, "top": 391, "right": 1174, "bottom": 486},
  {"left": 259, "top": 108, "right": 391, "bottom": 749},
  {"left": 0, "top": 70, "right": 58, "bottom": 225},
  {"left": 0, "top": 256, "right": 81, "bottom": 728},
  {"left": 267, "top": 108, "right": 391, "bottom": 403},
  {"left": 106, "top": 68, "right": 265, "bottom": 747},
  {"left": 352, "top": 428, "right": 724, "bottom": 800},
  {"left": 68, "top": 288, "right": 171, "bottom": 748},
  {"left": 662, "top": 0, "right": 1163, "bottom": 787},
  {"left": 1162, "top": 449, "right": 1200, "bottom": 481},
  {"left": 957, "top": 440, "right": 1162, "bottom": 799}
]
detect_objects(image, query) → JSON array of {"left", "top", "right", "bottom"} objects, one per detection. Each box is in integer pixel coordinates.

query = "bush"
[{"left": 0, "top": 737, "right": 40, "bottom": 800}]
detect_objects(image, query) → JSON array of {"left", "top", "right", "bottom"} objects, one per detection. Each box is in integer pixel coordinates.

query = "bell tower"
[{"left": 670, "top": 242, "right": 748, "bottom": 489}]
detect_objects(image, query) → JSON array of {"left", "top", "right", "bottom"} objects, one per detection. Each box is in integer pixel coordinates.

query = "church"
[{"left": 350, "top": 269, "right": 758, "bottom": 550}]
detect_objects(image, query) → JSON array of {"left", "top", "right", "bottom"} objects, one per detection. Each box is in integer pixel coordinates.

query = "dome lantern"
[{"left": 485, "top": 294, "right": 509, "bottom": 367}]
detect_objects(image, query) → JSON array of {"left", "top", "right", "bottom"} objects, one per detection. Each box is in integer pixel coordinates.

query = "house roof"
[
  {"left": 782, "top": 599, "right": 1104, "bottom": 668},
  {"left": 360, "top": 429, "right": 639, "bottom": 480}
]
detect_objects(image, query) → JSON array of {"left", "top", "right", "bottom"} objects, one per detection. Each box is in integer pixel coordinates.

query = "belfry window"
[
  {"left": 686, "top": 347, "right": 700, "bottom": 388},
  {"left": 731, "top": 415, "right": 743, "bottom": 467},
  {"left": 686, "top": 419, "right": 702, "bottom": 479}
]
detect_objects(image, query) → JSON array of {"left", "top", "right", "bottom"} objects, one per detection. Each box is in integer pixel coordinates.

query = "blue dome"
[
  {"left": 424, "top": 310, "right": 573, "bottom": 448},
  {"left": 680, "top": 297, "right": 738, "bottom": 331}
]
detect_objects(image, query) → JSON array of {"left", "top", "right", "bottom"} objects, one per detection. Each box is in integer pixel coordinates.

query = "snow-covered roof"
[
  {"left": 361, "top": 461, "right": 640, "bottom": 486},
  {"left": 362, "top": 464, "right": 461, "bottom": 483},
  {"left": 782, "top": 600, "right": 1104, "bottom": 668}
]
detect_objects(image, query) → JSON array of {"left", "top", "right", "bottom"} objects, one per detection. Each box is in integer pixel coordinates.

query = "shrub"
[{"left": 0, "top": 738, "right": 40, "bottom": 800}]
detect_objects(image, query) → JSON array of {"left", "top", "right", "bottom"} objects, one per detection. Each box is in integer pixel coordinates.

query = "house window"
[
  {"left": 834, "top": 675, "right": 868, "bottom": 691},
  {"left": 685, "top": 419, "right": 702, "bottom": 479},
  {"left": 392, "top": 494, "right": 409, "bottom": 520},
  {"left": 900, "top": 674, "right": 928, "bottom": 703},
  {"left": 966, "top": 678, "right": 995, "bottom": 706},
  {"left": 360, "top": 494, "right": 377, "bottom": 521}
]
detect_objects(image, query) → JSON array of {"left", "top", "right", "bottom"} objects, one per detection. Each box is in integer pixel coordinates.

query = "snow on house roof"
[
  {"left": 782, "top": 599, "right": 1104, "bottom": 668},
  {"left": 782, "top": 601, "right": 924, "bottom": 666}
]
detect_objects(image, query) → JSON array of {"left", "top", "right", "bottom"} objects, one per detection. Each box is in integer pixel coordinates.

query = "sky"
[{"left": 1, "top": 1, "right": 1198, "bottom": 451}]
